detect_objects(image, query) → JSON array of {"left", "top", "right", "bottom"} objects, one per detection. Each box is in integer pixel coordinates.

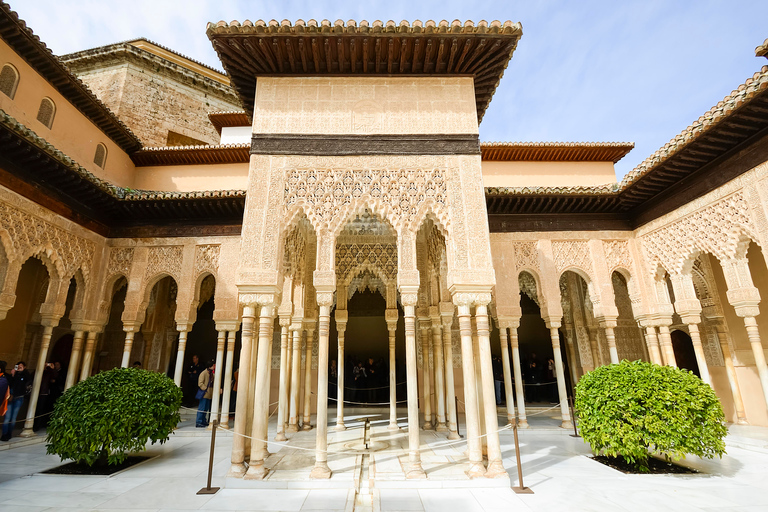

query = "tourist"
[
  {"left": 492, "top": 356, "right": 504, "bottom": 405},
  {"left": 230, "top": 367, "right": 238, "bottom": 417},
  {"left": 186, "top": 354, "right": 203, "bottom": 406},
  {"left": 546, "top": 358, "right": 557, "bottom": 403},
  {"left": 0, "top": 361, "right": 9, "bottom": 435},
  {"left": 525, "top": 353, "right": 542, "bottom": 403},
  {"left": 353, "top": 360, "right": 366, "bottom": 403},
  {"left": 132, "top": 361, "right": 142, "bottom": 369},
  {"left": 2, "top": 361, "right": 30, "bottom": 441},
  {"left": 365, "top": 358, "right": 377, "bottom": 403},
  {"left": 329, "top": 359, "right": 338, "bottom": 399},
  {"left": 196, "top": 361, "right": 214, "bottom": 428}
]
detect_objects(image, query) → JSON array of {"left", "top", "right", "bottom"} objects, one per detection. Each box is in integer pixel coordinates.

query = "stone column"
[
  {"left": 275, "top": 319, "right": 291, "bottom": 441},
  {"left": 657, "top": 324, "right": 677, "bottom": 367},
  {"left": 475, "top": 303, "right": 505, "bottom": 478},
  {"left": 228, "top": 305, "right": 256, "bottom": 477},
  {"left": 121, "top": 325, "right": 137, "bottom": 369},
  {"left": 670, "top": 273, "right": 710, "bottom": 383},
  {"left": 245, "top": 303, "right": 277, "bottom": 480},
  {"left": 287, "top": 324, "right": 302, "bottom": 433},
  {"left": 642, "top": 325, "right": 663, "bottom": 365},
  {"left": 310, "top": 293, "right": 333, "bottom": 479},
  {"left": 220, "top": 329, "right": 237, "bottom": 429},
  {"left": 385, "top": 308, "right": 399, "bottom": 430},
  {"left": 441, "top": 303, "right": 460, "bottom": 439},
  {"left": 713, "top": 322, "right": 748, "bottom": 424},
  {"left": 430, "top": 307, "right": 447, "bottom": 431},
  {"left": 686, "top": 322, "right": 712, "bottom": 386},
  {"left": 600, "top": 320, "right": 620, "bottom": 364},
  {"left": 418, "top": 312, "right": 433, "bottom": 430},
  {"left": 172, "top": 328, "right": 189, "bottom": 385},
  {"left": 547, "top": 322, "right": 573, "bottom": 429},
  {"left": 498, "top": 324, "right": 516, "bottom": 425},
  {"left": 509, "top": 319, "right": 528, "bottom": 428},
  {"left": 402, "top": 293, "right": 426, "bottom": 478},
  {"left": 20, "top": 317, "right": 59, "bottom": 437},
  {"left": 302, "top": 326, "right": 314, "bottom": 430},
  {"left": 334, "top": 310, "right": 347, "bottom": 431},
  {"left": 64, "top": 329, "right": 86, "bottom": 390},
  {"left": 79, "top": 331, "right": 98, "bottom": 382},
  {"left": 210, "top": 329, "right": 227, "bottom": 425},
  {"left": 455, "top": 297, "right": 484, "bottom": 478}
]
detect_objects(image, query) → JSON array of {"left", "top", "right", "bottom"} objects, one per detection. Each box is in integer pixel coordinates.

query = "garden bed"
[
  {"left": 591, "top": 455, "right": 698, "bottom": 474},
  {"left": 42, "top": 456, "right": 151, "bottom": 475}
]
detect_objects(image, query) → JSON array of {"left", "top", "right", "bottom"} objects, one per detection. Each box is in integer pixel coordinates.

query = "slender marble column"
[
  {"left": 275, "top": 321, "right": 291, "bottom": 441},
  {"left": 744, "top": 317, "right": 768, "bottom": 410},
  {"left": 498, "top": 326, "right": 515, "bottom": 425},
  {"left": 302, "top": 328, "right": 314, "bottom": 430},
  {"left": 603, "top": 324, "right": 619, "bottom": 364},
  {"left": 509, "top": 322, "right": 528, "bottom": 428},
  {"left": 431, "top": 313, "right": 447, "bottom": 431},
  {"left": 287, "top": 326, "right": 301, "bottom": 433},
  {"left": 386, "top": 310, "right": 399, "bottom": 430},
  {"left": 420, "top": 323, "right": 433, "bottom": 429},
  {"left": 687, "top": 323, "right": 712, "bottom": 386},
  {"left": 713, "top": 324, "right": 747, "bottom": 424},
  {"left": 220, "top": 330, "right": 236, "bottom": 428},
  {"left": 79, "top": 331, "right": 98, "bottom": 382},
  {"left": 456, "top": 302, "right": 484, "bottom": 478},
  {"left": 403, "top": 301, "right": 426, "bottom": 478},
  {"left": 475, "top": 304, "right": 505, "bottom": 477},
  {"left": 310, "top": 300, "right": 332, "bottom": 479},
  {"left": 644, "top": 326, "right": 663, "bottom": 365},
  {"left": 334, "top": 311, "right": 347, "bottom": 431},
  {"left": 121, "top": 329, "right": 136, "bottom": 369},
  {"left": 245, "top": 304, "right": 276, "bottom": 480},
  {"left": 20, "top": 323, "right": 56, "bottom": 437},
  {"left": 441, "top": 310, "right": 460, "bottom": 439},
  {"left": 210, "top": 330, "right": 227, "bottom": 425},
  {"left": 228, "top": 306, "right": 255, "bottom": 477},
  {"left": 64, "top": 330, "right": 85, "bottom": 390},
  {"left": 172, "top": 330, "right": 189, "bottom": 385},
  {"left": 588, "top": 331, "right": 602, "bottom": 368},
  {"left": 658, "top": 325, "right": 677, "bottom": 367},
  {"left": 548, "top": 326, "right": 573, "bottom": 429}
]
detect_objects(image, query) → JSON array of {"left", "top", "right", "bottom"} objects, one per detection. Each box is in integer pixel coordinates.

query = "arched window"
[
  {"left": 93, "top": 143, "right": 107, "bottom": 169},
  {"left": 0, "top": 64, "right": 19, "bottom": 99},
  {"left": 36, "top": 97, "right": 56, "bottom": 128}
]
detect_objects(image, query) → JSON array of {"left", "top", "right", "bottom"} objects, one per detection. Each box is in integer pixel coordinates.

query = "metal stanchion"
[
  {"left": 197, "top": 420, "right": 220, "bottom": 495},
  {"left": 364, "top": 418, "right": 371, "bottom": 450},
  {"left": 511, "top": 410, "right": 533, "bottom": 494},
  {"left": 568, "top": 396, "right": 580, "bottom": 438},
  {"left": 455, "top": 396, "right": 462, "bottom": 438}
]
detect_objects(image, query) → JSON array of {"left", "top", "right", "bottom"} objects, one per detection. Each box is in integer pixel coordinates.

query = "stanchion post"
[
  {"left": 568, "top": 395, "right": 580, "bottom": 438},
  {"left": 455, "top": 396, "right": 462, "bottom": 438},
  {"left": 197, "top": 420, "right": 221, "bottom": 495},
  {"left": 511, "top": 409, "right": 533, "bottom": 494}
]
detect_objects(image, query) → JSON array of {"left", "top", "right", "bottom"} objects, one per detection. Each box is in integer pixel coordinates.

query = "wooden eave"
[
  {"left": 131, "top": 144, "right": 250, "bottom": 166},
  {"left": 0, "top": 2, "right": 142, "bottom": 153},
  {"left": 206, "top": 19, "right": 523, "bottom": 124},
  {"left": 480, "top": 142, "right": 634, "bottom": 163},
  {"left": 208, "top": 111, "right": 250, "bottom": 134}
]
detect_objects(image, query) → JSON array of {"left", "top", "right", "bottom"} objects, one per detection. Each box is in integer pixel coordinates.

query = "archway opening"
[
  {"left": 184, "top": 275, "right": 218, "bottom": 404},
  {"left": 611, "top": 271, "right": 647, "bottom": 362},
  {"left": 1, "top": 257, "right": 49, "bottom": 370},
  {"left": 138, "top": 276, "right": 178, "bottom": 374},
  {"left": 97, "top": 277, "right": 128, "bottom": 373},
  {"left": 671, "top": 329, "right": 700, "bottom": 377}
]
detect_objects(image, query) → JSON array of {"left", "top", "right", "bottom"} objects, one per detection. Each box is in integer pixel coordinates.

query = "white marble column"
[
  {"left": 509, "top": 319, "right": 528, "bottom": 428},
  {"left": 210, "top": 329, "right": 227, "bottom": 425},
  {"left": 713, "top": 323, "right": 747, "bottom": 424},
  {"left": 302, "top": 327, "right": 314, "bottom": 430},
  {"left": 601, "top": 321, "right": 620, "bottom": 364},
  {"left": 275, "top": 319, "right": 291, "bottom": 441},
  {"left": 287, "top": 324, "right": 301, "bottom": 433},
  {"left": 402, "top": 296, "right": 426, "bottom": 478},
  {"left": 475, "top": 303, "right": 505, "bottom": 478},
  {"left": 455, "top": 298, "right": 484, "bottom": 478},
  {"left": 20, "top": 319, "right": 58, "bottom": 437},
  {"left": 310, "top": 295, "right": 332, "bottom": 479},
  {"left": 419, "top": 319, "right": 433, "bottom": 430},
  {"left": 121, "top": 327, "right": 136, "bottom": 369},
  {"left": 441, "top": 306, "right": 460, "bottom": 439},
  {"left": 547, "top": 323, "right": 573, "bottom": 429},
  {"left": 334, "top": 310, "right": 347, "bottom": 431},
  {"left": 687, "top": 322, "right": 712, "bottom": 386},
  {"left": 744, "top": 317, "right": 768, "bottom": 410},
  {"left": 64, "top": 329, "right": 86, "bottom": 390},
  {"left": 79, "top": 331, "right": 98, "bottom": 382},
  {"left": 245, "top": 303, "right": 276, "bottom": 480},
  {"left": 658, "top": 324, "right": 677, "bottom": 367},
  {"left": 220, "top": 329, "right": 237, "bottom": 429},
  {"left": 498, "top": 324, "right": 516, "bottom": 425},
  {"left": 228, "top": 305, "right": 256, "bottom": 477},
  {"left": 386, "top": 309, "right": 399, "bottom": 430},
  {"left": 431, "top": 309, "right": 447, "bottom": 432},
  {"left": 643, "top": 325, "right": 663, "bottom": 365},
  {"left": 172, "top": 328, "right": 189, "bottom": 385}
]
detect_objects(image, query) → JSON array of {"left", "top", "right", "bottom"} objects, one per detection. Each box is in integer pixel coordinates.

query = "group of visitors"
[
  {"left": 330, "top": 356, "right": 390, "bottom": 405},
  {"left": 183, "top": 354, "right": 238, "bottom": 428},
  {"left": 523, "top": 353, "right": 558, "bottom": 403}
]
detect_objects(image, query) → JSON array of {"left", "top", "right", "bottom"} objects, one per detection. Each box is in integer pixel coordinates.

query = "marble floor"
[{"left": 0, "top": 407, "right": 766, "bottom": 511}]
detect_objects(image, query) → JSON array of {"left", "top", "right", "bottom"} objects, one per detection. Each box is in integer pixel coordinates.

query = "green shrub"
[
  {"left": 574, "top": 360, "right": 726, "bottom": 471},
  {"left": 46, "top": 368, "right": 182, "bottom": 465}
]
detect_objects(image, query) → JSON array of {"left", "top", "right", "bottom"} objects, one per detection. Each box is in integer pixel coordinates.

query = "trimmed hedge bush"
[
  {"left": 46, "top": 368, "right": 182, "bottom": 465},
  {"left": 574, "top": 360, "right": 726, "bottom": 471}
]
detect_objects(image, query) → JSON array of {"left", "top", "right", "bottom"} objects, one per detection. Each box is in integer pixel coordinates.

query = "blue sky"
[{"left": 11, "top": 0, "right": 768, "bottom": 179}]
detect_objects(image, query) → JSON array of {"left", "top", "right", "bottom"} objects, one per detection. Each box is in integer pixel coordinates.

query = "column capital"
[
  {"left": 596, "top": 317, "right": 618, "bottom": 330},
  {"left": 544, "top": 318, "right": 561, "bottom": 330},
  {"left": 400, "top": 291, "right": 418, "bottom": 307},
  {"left": 215, "top": 320, "right": 241, "bottom": 332},
  {"left": 726, "top": 287, "right": 761, "bottom": 317},
  {"left": 451, "top": 291, "right": 492, "bottom": 307},
  {"left": 497, "top": 315, "right": 520, "bottom": 330},
  {"left": 279, "top": 315, "right": 292, "bottom": 327}
]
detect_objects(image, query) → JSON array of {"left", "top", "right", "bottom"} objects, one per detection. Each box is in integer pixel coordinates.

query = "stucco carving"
[
  {"left": 603, "top": 240, "right": 632, "bottom": 274},
  {"left": 107, "top": 247, "right": 134, "bottom": 280},
  {"left": 552, "top": 240, "right": 593, "bottom": 279},
  {"left": 194, "top": 244, "right": 220, "bottom": 277},
  {"left": 144, "top": 245, "right": 183, "bottom": 284},
  {"left": 518, "top": 271, "right": 540, "bottom": 306},
  {"left": 512, "top": 241, "right": 539, "bottom": 271}
]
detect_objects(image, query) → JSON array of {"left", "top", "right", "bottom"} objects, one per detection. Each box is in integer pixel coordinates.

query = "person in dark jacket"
[
  {"left": 0, "top": 361, "right": 9, "bottom": 432},
  {"left": 2, "top": 361, "right": 30, "bottom": 441}
]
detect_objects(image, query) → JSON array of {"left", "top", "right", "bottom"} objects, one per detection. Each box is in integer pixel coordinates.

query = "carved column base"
[
  {"left": 243, "top": 463, "right": 269, "bottom": 480},
  {"left": 560, "top": 420, "right": 573, "bottom": 429},
  {"left": 310, "top": 462, "right": 332, "bottom": 479},
  {"left": 286, "top": 424, "right": 299, "bottom": 433},
  {"left": 227, "top": 463, "right": 247, "bottom": 478},
  {"left": 422, "top": 421, "right": 434, "bottom": 430},
  {"left": 466, "top": 462, "right": 486, "bottom": 479},
  {"left": 387, "top": 423, "right": 400, "bottom": 431},
  {"left": 485, "top": 461, "right": 507, "bottom": 479},
  {"left": 518, "top": 419, "right": 530, "bottom": 429},
  {"left": 302, "top": 423, "right": 313, "bottom": 431},
  {"left": 332, "top": 422, "right": 347, "bottom": 432},
  {"left": 435, "top": 423, "right": 449, "bottom": 432},
  {"left": 447, "top": 430, "right": 460, "bottom": 440},
  {"left": 219, "top": 422, "right": 230, "bottom": 430},
  {"left": 406, "top": 463, "right": 427, "bottom": 479},
  {"left": 18, "top": 428, "right": 36, "bottom": 438},
  {"left": 274, "top": 432, "right": 287, "bottom": 441}
]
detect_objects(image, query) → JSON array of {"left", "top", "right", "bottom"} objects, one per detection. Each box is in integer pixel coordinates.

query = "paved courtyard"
[{"left": 0, "top": 408, "right": 767, "bottom": 512}]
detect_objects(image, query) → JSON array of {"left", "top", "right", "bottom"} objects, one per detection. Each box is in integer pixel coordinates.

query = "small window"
[
  {"left": 94, "top": 143, "right": 107, "bottom": 169},
  {"left": 36, "top": 97, "right": 56, "bottom": 128},
  {"left": 0, "top": 64, "right": 19, "bottom": 99}
]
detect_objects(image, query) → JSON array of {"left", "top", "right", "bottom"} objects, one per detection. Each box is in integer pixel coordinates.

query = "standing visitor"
[
  {"left": 492, "top": 356, "right": 504, "bottom": 405},
  {"left": 186, "top": 355, "right": 203, "bottom": 407},
  {"left": 0, "top": 361, "right": 9, "bottom": 435},
  {"left": 2, "top": 361, "right": 30, "bottom": 441},
  {"left": 196, "top": 361, "right": 214, "bottom": 428}
]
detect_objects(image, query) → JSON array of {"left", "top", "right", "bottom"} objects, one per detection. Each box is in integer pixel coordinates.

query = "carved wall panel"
[
  {"left": 512, "top": 241, "right": 539, "bottom": 272},
  {"left": 144, "top": 245, "right": 184, "bottom": 284},
  {"left": 552, "top": 240, "right": 593, "bottom": 280},
  {"left": 603, "top": 240, "right": 632, "bottom": 274},
  {"left": 106, "top": 247, "right": 134, "bottom": 281},
  {"left": 194, "top": 244, "right": 220, "bottom": 278}
]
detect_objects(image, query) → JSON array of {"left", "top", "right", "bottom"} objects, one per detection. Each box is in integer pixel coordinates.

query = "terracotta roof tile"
[
  {"left": 131, "top": 143, "right": 250, "bottom": 166},
  {"left": 480, "top": 142, "right": 634, "bottom": 163},
  {"left": 757, "top": 38, "right": 768, "bottom": 58}
]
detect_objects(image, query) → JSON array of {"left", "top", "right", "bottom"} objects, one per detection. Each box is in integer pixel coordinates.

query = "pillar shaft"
[
  {"left": 549, "top": 327, "right": 573, "bottom": 428},
  {"left": 432, "top": 319, "right": 447, "bottom": 431},
  {"left": 245, "top": 305, "right": 276, "bottom": 479},
  {"left": 387, "top": 326, "right": 398, "bottom": 429},
  {"left": 475, "top": 305, "right": 505, "bottom": 477},
  {"left": 687, "top": 323, "right": 712, "bottom": 386},
  {"left": 604, "top": 326, "right": 619, "bottom": 364},
  {"left": 744, "top": 317, "right": 768, "bottom": 411},
  {"left": 335, "top": 326, "right": 346, "bottom": 430},
  {"left": 714, "top": 325, "right": 747, "bottom": 424},
  {"left": 420, "top": 325, "right": 433, "bottom": 429},
  {"left": 228, "top": 306, "right": 255, "bottom": 477},
  {"left": 288, "top": 328, "right": 301, "bottom": 432},
  {"left": 302, "top": 329, "right": 313, "bottom": 430},
  {"left": 64, "top": 330, "right": 85, "bottom": 390},
  {"left": 499, "top": 327, "right": 515, "bottom": 425},
  {"left": 442, "top": 315, "right": 459, "bottom": 439},
  {"left": 457, "top": 305, "right": 484, "bottom": 477},
  {"left": 509, "top": 325, "right": 528, "bottom": 428},
  {"left": 220, "top": 330, "right": 236, "bottom": 428},
  {"left": 310, "top": 304, "right": 332, "bottom": 479},
  {"left": 276, "top": 324, "right": 290, "bottom": 441},
  {"left": 644, "top": 326, "right": 663, "bottom": 365},
  {"left": 172, "top": 331, "right": 187, "bottom": 385},
  {"left": 121, "top": 330, "right": 136, "bottom": 369},
  {"left": 79, "top": 331, "right": 98, "bottom": 382},
  {"left": 658, "top": 325, "right": 677, "bottom": 367},
  {"left": 20, "top": 325, "right": 54, "bottom": 436},
  {"left": 210, "top": 330, "right": 226, "bottom": 424},
  {"left": 403, "top": 304, "right": 425, "bottom": 478}
]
